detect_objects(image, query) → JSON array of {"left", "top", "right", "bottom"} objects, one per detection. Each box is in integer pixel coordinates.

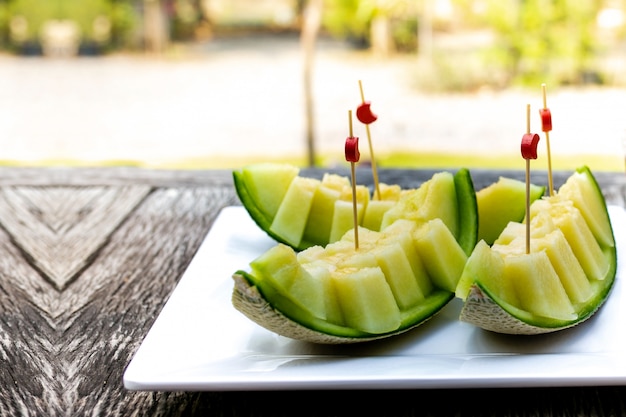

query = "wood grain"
[
  {"left": 0, "top": 168, "right": 239, "bottom": 416},
  {"left": 0, "top": 167, "right": 623, "bottom": 417}
]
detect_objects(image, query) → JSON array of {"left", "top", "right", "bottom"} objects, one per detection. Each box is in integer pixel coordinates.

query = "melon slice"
[
  {"left": 233, "top": 217, "right": 463, "bottom": 343},
  {"left": 476, "top": 177, "right": 545, "bottom": 245},
  {"left": 458, "top": 166, "right": 617, "bottom": 335},
  {"left": 232, "top": 170, "right": 476, "bottom": 343}
]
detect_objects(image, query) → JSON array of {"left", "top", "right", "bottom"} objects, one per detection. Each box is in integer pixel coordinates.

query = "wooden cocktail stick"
[
  {"left": 345, "top": 110, "right": 360, "bottom": 250},
  {"left": 356, "top": 80, "right": 381, "bottom": 199},
  {"left": 521, "top": 104, "right": 541, "bottom": 254},
  {"left": 540, "top": 83, "right": 554, "bottom": 196}
]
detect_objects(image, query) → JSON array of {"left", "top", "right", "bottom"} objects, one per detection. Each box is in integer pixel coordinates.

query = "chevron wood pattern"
[{"left": 0, "top": 168, "right": 239, "bottom": 416}]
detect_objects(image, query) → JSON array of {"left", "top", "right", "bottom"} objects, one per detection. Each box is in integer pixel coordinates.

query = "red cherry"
[
  {"left": 521, "top": 133, "right": 540, "bottom": 160},
  {"left": 356, "top": 102, "right": 377, "bottom": 125},
  {"left": 345, "top": 136, "right": 360, "bottom": 162}
]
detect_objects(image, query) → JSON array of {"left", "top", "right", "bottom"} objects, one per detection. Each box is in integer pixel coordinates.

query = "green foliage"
[
  {"left": 170, "top": 0, "right": 202, "bottom": 41},
  {"left": 8, "top": 0, "right": 106, "bottom": 39},
  {"left": 322, "top": 0, "right": 372, "bottom": 42},
  {"left": 479, "top": 0, "right": 605, "bottom": 87},
  {"left": 322, "top": 0, "right": 418, "bottom": 50},
  {"left": 109, "top": 1, "right": 137, "bottom": 48},
  {"left": 0, "top": 2, "right": 9, "bottom": 45},
  {"left": 4, "top": 0, "right": 137, "bottom": 50},
  {"left": 391, "top": 16, "right": 418, "bottom": 52}
]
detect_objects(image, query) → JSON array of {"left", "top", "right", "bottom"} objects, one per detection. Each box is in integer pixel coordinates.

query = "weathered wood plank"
[
  {"left": 0, "top": 179, "right": 238, "bottom": 416},
  {"left": 0, "top": 167, "right": 234, "bottom": 187},
  {"left": 68, "top": 186, "right": 237, "bottom": 416},
  {"left": 0, "top": 167, "right": 623, "bottom": 417}
]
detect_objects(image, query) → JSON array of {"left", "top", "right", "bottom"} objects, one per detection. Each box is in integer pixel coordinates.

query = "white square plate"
[{"left": 124, "top": 205, "right": 626, "bottom": 391}]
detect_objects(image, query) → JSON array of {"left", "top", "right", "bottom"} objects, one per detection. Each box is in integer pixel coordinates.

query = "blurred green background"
[
  {"left": 1, "top": 0, "right": 625, "bottom": 90},
  {"left": 1, "top": 1, "right": 624, "bottom": 171}
]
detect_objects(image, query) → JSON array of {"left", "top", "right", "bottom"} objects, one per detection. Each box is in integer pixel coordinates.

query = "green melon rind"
[
  {"left": 460, "top": 166, "right": 617, "bottom": 334},
  {"left": 453, "top": 168, "right": 478, "bottom": 256},
  {"left": 232, "top": 170, "right": 273, "bottom": 237},
  {"left": 573, "top": 166, "right": 615, "bottom": 247},
  {"left": 233, "top": 271, "right": 453, "bottom": 343}
]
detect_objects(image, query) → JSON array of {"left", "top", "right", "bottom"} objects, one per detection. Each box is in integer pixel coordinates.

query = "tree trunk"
[
  {"left": 143, "top": 0, "right": 169, "bottom": 53},
  {"left": 301, "top": 0, "right": 323, "bottom": 167},
  {"left": 418, "top": 0, "right": 433, "bottom": 59},
  {"left": 371, "top": 15, "right": 392, "bottom": 57}
]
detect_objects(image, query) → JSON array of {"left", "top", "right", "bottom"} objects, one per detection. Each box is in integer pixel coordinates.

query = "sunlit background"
[{"left": 0, "top": 0, "right": 625, "bottom": 171}]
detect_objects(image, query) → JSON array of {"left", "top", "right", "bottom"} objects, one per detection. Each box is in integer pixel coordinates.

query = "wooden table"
[{"left": 0, "top": 166, "right": 624, "bottom": 417}]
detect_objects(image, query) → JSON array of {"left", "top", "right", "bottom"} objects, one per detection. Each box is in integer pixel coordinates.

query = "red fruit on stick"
[
  {"left": 540, "top": 83, "right": 554, "bottom": 196},
  {"left": 346, "top": 109, "right": 360, "bottom": 249},
  {"left": 357, "top": 80, "right": 381, "bottom": 200},
  {"left": 539, "top": 108, "right": 552, "bottom": 132},
  {"left": 356, "top": 101, "right": 377, "bottom": 125},
  {"left": 522, "top": 104, "right": 540, "bottom": 254},
  {"left": 345, "top": 136, "right": 360, "bottom": 163},
  {"left": 521, "top": 133, "right": 540, "bottom": 160}
]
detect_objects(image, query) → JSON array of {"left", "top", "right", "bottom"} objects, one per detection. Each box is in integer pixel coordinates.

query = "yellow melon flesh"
[
  {"left": 456, "top": 240, "right": 518, "bottom": 307},
  {"left": 559, "top": 171, "right": 614, "bottom": 248},
  {"left": 242, "top": 163, "right": 299, "bottom": 218},
  {"left": 270, "top": 177, "right": 319, "bottom": 247},
  {"left": 531, "top": 199, "right": 608, "bottom": 281},
  {"left": 504, "top": 251, "right": 576, "bottom": 321},
  {"left": 362, "top": 200, "right": 396, "bottom": 231},
  {"left": 476, "top": 177, "right": 545, "bottom": 245},
  {"left": 380, "top": 172, "right": 458, "bottom": 236},
  {"left": 331, "top": 267, "right": 401, "bottom": 334},
  {"left": 303, "top": 185, "right": 341, "bottom": 246},
  {"left": 413, "top": 218, "right": 467, "bottom": 293}
]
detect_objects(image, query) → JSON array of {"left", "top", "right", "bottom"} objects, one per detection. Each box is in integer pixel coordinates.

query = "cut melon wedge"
[
  {"left": 457, "top": 166, "right": 617, "bottom": 335},
  {"left": 232, "top": 167, "right": 477, "bottom": 344},
  {"left": 232, "top": 219, "right": 462, "bottom": 343},
  {"left": 233, "top": 163, "right": 478, "bottom": 255}
]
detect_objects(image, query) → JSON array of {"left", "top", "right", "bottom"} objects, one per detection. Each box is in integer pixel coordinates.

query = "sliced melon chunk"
[
  {"left": 530, "top": 199, "right": 608, "bottom": 281},
  {"left": 380, "top": 221, "right": 433, "bottom": 297},
  {"left": 558, "top": 167, "right": 615, "bottom": 248},
  {"left": 270, "top": 176, "right": 319, "bottom": 247},
  {"left": 329, "top": 201, "right": 358, "bottom": 244},
  {"left": 532, "top": 229, "right": 593, "bottom": 305},
  {"left": 304, "top": 262, "right": 344, "bottom": 324},
  {"left": 240, "top": 163, "right": 299, "bottom": 219},
  {"left": 504, "top": 251, "right": 576, "bottom": 321},
  {"left": 477, "top": 176, "right": 545, "bottom": 245},
  {"left": 362, "top": 200, "right": 396, "bottom": 231},
  {"left": 380, "top": 171, "right": 458, "bottom": 235},
  {"left": 413, "top": 218, "right": 468, "bottom": 292},
  {"left": 363, "top": 183, "right": 404, "bottom": 231},
  {"left": 302, "top": 184, "right": 341, "bottom": 246},
  {"left": 372, "top": 242, "right": 428, "bottom": 309},
  {"left": 456, "top": 240, "right": 518, "bottom": 306},
  {"left": 332, "top": 266, "right": 401, "bottom": 334},
  {"left": 250, "top": 244, "right": 326, "bottom": 321}
]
